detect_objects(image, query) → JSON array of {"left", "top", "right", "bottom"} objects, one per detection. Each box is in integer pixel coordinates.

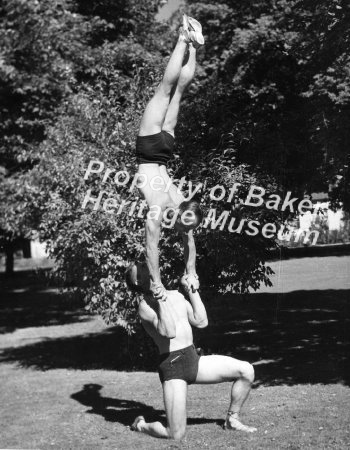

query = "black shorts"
[
  {"left": 158, "top": 344, "right": 200, "bottom": 385},
  {"left": 136, "top": 131, "right": 175, "bottom": 166}
]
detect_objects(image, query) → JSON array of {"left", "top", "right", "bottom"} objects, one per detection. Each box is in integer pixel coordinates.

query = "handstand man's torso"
[{"left": 137, "top": 163, "right": 185, "bottom": 213}]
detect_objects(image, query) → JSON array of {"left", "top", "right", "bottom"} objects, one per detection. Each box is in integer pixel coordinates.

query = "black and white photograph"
[{"left": 0, "top": 0, "right": 349, "bottom": 448}]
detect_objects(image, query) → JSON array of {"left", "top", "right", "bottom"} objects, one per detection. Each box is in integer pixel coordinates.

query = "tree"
[
  {"left": 0, "top": 0, "right": 97, "bottom": 271},
  {"left": 183, "top": 0, "right": 350, "bottom": 203},
  {"left": 0, "top": 0, "right": 162, "bottom": 272}
]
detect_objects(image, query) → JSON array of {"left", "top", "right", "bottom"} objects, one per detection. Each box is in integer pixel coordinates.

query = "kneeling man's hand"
[{"left": 181, "top": 273, "right": 199, "bottom": 293}]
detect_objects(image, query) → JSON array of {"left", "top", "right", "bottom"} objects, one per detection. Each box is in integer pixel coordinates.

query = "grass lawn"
[
  {"left": 0, "top": 256, "right": 349, "bottom": 449},
  {"left": 1, "top": 365, "right": 349, "bottom": 449}
]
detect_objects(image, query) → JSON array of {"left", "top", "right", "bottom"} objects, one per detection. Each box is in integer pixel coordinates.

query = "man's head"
[
  {"left": 174, "top": 198, "right": 203, "bottom": 233},
  {"left": 125, "top": 261, "right": 151, "bottom": 294}
]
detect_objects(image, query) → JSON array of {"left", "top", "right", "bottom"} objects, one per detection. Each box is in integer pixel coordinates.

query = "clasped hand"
[
  {"left": 150, "top": 281, "right": 167, "bottom": 302},
  {"left": 180, "top": 273, "right": 199, "bottom": 293}
]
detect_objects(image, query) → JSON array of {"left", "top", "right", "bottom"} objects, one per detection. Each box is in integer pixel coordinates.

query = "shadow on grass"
[
  {"left": 0, "top": 277, "right": 349, "bottom": 386},
  {"left": 0, "top": 271, "right": 89, "bottom": 333},
  {"left": 70, "top": 383, "right": 221, "bottom": 427},
  {"left": 198, "top": 289, "right": 349, "bottom": 387}
]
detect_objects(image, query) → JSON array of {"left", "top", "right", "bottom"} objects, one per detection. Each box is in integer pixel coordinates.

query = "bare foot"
[
  {"left": 130, "top": 416, "right": 145, "bottom": 432},
  {"left": 224, "top": 414, "right": 257, "bottom": 433}
]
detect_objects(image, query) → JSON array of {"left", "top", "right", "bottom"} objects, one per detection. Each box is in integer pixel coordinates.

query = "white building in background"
[
  {"left": 277, "top": 192, "right": 348, "bottom": 246},
  {"left": 327, "top": 208, "right": 343, "bottom": 232},
  {"left": 30, "top": 239, "right": 48, "bottom": 258},
  {"left": 299, "top": 210, "right": 313, "bottom": 232}
]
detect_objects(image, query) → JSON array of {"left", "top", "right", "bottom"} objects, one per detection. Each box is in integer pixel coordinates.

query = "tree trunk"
[{"left": 5, "top": 244, "right": 14, "bottom": 275}]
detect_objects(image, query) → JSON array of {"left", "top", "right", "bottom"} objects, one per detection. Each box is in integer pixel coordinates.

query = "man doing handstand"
[
  {"left": 135, "top": 15, "right": 204, "bottom": 302},
  {"left": 125, "top": 262, "right": 257, "bottom": 440}
]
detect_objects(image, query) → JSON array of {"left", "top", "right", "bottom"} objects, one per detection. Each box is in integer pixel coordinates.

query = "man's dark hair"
[
  {"left": 125, "top": 263, "right": 143, "bottom": 293},
  {"left": 178, "top": 198, "right": 203, "bottom": 227}
]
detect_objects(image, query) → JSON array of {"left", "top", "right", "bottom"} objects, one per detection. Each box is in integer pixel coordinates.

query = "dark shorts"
[
  {"left": 136, "top": 131, "right": 175, "bottom": 166},
  {"left": 158, "top": 344, "right": 200, "bottom": 385}
]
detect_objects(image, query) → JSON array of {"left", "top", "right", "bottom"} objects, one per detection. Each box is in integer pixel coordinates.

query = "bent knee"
[{"left": 239, "top": 362, "right": 255, "bottom": 383}]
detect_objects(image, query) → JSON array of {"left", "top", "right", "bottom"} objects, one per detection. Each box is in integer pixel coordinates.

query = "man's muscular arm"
[
  {"left": 154, "top": 299, "right": 176, "bottom": 338},
  {"left": 182, "top": 230, "right": 199, "bottom": 291},
  {"left": 180, "top": 275, "right": 207, "bottom": 328},
  {"left": 145, "top": 217, "right": 162, "bottom": 284},
  {"left": 139, "top": 298, "right": 176, "bottom": 339}
]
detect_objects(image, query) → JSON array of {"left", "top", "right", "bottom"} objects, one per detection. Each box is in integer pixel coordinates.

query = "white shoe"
[
  {"left": 188, "top": 16, "right": 202, "bottom": 33},
  {"left": 183, "top": 14, "right": 204, "bottom": 46},
  {"left": 183, "top": 13, "right": 190, "bottom": 32},
  {"left": 189, "top": 30, "right": 204, "bottom": 46}
]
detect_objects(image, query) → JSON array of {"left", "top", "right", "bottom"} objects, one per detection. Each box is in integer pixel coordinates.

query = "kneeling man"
[{"left": 125, "top": 262, "right": 257, "bottom": 440}]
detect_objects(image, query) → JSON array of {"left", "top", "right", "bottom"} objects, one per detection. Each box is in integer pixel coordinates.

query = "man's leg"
[
  {"left": 138, "top": 32, "right": 188, "bottom": 137},
  {"left": 132, "top": 379, "right": 188, "bottom": 440},
  {"left": 150, "top": 46, "right": 197, "bottom": 205},
  {"left": 195, "top": 355, "right": 257, "bottom": 432},
  {"left": 162, "top": 43, "right": 197, "bottom": 137}
]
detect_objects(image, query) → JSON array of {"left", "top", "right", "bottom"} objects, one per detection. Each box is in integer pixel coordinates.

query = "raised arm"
[
  {"left": 180, "top": 275, "right": 208, "bottom": 328},
  {"left": 182, "top": 230, "right": 199, "bottom": 291},
  {"left": 145, "top": 216, "right": 167, "bottom": 301},
  {"left": 139, "top": 298, "right": 176, "bottom": 339},
  {"left": 145, "top": 217, "right": 161, "bottom": 283}
]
